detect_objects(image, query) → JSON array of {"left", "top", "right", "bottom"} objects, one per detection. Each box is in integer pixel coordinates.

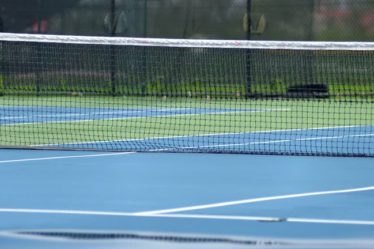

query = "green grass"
[
  {"left": 0, "top": 95, "right": 373, "bottom": 148},
  {"left": 330, "top": 83, "right": 374, "bottom": 96}
]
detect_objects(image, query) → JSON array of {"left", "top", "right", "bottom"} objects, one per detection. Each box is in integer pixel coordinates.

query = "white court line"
[
  {"left": 159, "top": 133, "right": 374, "bottom": 150},
  {"left": 1, "top": 112, "right": 133, "bottom": 120},
  {"left": 1, "top": 108, "right": 289, "bottom": 126},
  {"left": 0, "top": 108, "right": 195, "bottom": 120},
  {"left": 0, "top": 208, "right": 374, "bottom": 226},
  {"left": 0, "top": 152, "right": 136, "bottom": 164},
  {"left": 34, "top": 124, "right": 369, "bottom": 147},
  {"left": 143, "top": 214, "right": 374, "bottom": 226},
  {"left": 134, "top": 186, "right": 374, "bottom": 215},
  {"left": 0, "top": 106, "right": 191, "bottom": 112},
  {"left": 150, "top": 133, "right": 374, "bottom": 152}
]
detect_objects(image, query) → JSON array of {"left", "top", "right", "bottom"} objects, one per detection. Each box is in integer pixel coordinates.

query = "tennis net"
[{"left": 0, "top": 33, "right": 373, "bottom": 156}]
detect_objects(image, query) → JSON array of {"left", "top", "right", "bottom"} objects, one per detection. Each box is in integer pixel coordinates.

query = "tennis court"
[
  {"left": 1, "top": 150, "right": 374, "bottom": 248},
  {"left": 1, "top": 95, "right": 373, "bottom": 155},
  {"left": 1, "top": 101, "right": 373, "bottom": 155},
  {"left": 0, "top": 33, "right": 374, "bottom": 248}
]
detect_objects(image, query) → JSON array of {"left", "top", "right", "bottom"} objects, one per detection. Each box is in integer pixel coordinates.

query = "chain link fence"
[{"left": 1, "top": 0, "right": 374, "bottom": 41}]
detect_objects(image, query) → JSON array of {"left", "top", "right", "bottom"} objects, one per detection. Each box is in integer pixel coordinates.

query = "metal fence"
[{"left": 1, "top": 0, "right": 374, "bottom": 41}]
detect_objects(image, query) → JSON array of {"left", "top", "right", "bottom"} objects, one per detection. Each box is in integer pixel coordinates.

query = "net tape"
[{"left": 1, "top": 32, "right": 374, "bottom": 50}]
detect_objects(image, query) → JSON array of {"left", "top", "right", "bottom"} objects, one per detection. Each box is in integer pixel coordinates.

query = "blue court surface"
[{"left": 1, "top": 150, "right": 374, "bottom": 248}]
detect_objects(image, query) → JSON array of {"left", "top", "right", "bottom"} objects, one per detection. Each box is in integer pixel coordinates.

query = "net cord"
[{"left": 1, "top": 32, "right": 374, "bottom": 51}]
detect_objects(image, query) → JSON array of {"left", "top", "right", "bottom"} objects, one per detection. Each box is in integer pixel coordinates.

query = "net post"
[{"left": 245, "top": 0, "right": 252, "bottom": 99}]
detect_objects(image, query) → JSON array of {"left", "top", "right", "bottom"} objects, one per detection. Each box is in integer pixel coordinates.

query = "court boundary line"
[
  {"left": 139, "top": 213, "right": 374, "bottom": 226},
  {"left": 33, "top": 124, "right": 371, "bottom": 147},
  {"left": 152, "top": 133, "right": 374, "bottom": 151},
  {"left": 134, "top": 186, "right": 374, "bottom": 215},
  {"left": 1, "top": 208, "right": 374, "bottom": 226},
  {"left": 0, "top": 107, "right": 196, "bottom": 120},
  {"left": 1, "top": 108, "right": 288, "bottom": 126},
  {"left": 0, "top": 152, "right": 136, "bottom": 164}
]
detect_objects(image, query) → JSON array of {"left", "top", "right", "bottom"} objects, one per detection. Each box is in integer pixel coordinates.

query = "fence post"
[
  {"left": 245, "top": 0, "right": 252, "bottom": 98},
  {"left": 36, "top": 0, "right": 42, "bottom": 96},
  {"left": 110, "top": 0, "right": 117, "bottom": 96}
]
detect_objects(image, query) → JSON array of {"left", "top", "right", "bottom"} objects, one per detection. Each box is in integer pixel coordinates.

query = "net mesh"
[{"left": 0, "top": 33, "right": 373, "bottom": 156}]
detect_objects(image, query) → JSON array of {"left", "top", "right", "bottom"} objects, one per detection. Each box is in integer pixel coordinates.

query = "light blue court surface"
[{"left": 1, "top": 150, "right": 374, "bottom": 247}]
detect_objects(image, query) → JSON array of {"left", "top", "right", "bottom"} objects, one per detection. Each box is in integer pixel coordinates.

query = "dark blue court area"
[{"left": 1, "top": 150, "right": 374, "bottom": 248}]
